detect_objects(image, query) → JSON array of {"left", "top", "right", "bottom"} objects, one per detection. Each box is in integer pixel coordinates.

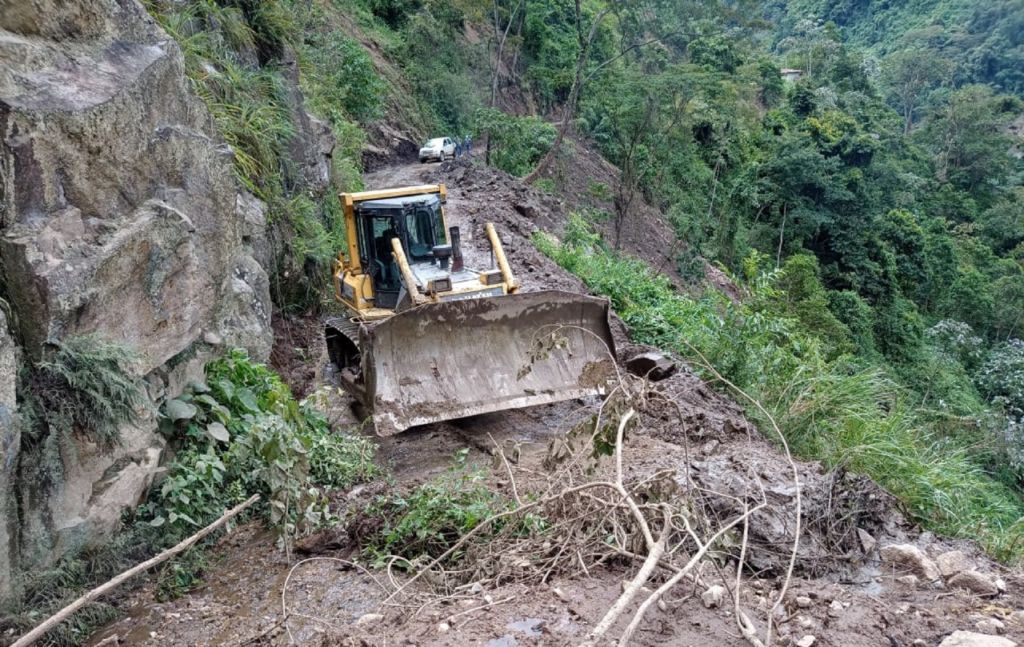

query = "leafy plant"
[
  {"left": 150, "top": 349, "right": 379, "bottom": 548},
  {"left": 475, "top": 108, "right": 556, "bottom": 176},
  {"left": 363, "top": 449, "right": 511, "bottom": 565}
]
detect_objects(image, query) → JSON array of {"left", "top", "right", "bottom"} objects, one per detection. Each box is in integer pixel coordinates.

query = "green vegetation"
[
  {"left": 144, "top": 0, "right": 384, "bottom": 311},
  {"left": 474, "top": 108, "right": 555, "bottom": 176},
  {"left": 2, "top": 350, "right": 378, "bottom": 644},
  {"left": 0, "top": 523, "right": 171, "bottom": 646},
  {"left": 152, "top": 349, "right": 378, "bottom": 544},
  {"left": 18, "top": 336, "right": 148, "bottom": 482},
  {"left": 538, "top": 218, "right": 1024, "bottom": 559},
  {"left": 362, "top": 449, "right": 514, "bottom": 566}
]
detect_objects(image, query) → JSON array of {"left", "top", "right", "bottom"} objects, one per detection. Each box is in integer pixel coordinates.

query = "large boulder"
[
  {"left": 0, "top": 0, "right": 272, "bottom": 586},
  {"left": 16, "top": 419, "right": 165, "bottom": 572}
]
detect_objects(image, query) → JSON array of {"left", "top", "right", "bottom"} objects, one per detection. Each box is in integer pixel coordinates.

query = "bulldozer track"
[{"left": 324, "top": 315, "right": 363, "bottom": 369}]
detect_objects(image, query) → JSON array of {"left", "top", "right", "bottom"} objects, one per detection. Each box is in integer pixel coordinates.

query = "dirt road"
[{"left": 89, "top": 156, "right": 1024, "bottom": 647}]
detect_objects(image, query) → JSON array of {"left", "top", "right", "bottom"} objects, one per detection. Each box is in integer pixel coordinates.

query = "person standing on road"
[
  {"left": 455, "top": 138, "right": 462, "bottom": 159},
  {"left": 464, "top": 134, "right": 472, "bottom": 155}
]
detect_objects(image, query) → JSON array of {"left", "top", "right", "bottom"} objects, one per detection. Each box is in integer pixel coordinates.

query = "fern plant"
[{"left": 18, "top": 335, "right": 149, "bottom": 484}]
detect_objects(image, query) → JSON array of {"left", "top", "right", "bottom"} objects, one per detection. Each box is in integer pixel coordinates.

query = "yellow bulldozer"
[{"left": 325, "top": 183, "right": 617, "bottom": 435}]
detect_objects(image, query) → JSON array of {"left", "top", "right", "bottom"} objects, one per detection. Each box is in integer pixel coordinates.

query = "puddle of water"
[{"left": 507, "top": 617, "right": 544, "bottom": 637}]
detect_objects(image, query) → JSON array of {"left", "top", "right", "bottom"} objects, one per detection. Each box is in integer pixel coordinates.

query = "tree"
[
  {"left": 882, "top": 49, "right": 950, "bottom": 134},
  {"left": 917, "top": 85, "right": 1019, "bottom": 201}
]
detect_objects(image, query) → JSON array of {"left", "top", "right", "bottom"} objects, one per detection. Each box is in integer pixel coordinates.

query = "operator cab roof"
[{"left": 356, "top": 193, "right": 441, "bottom": 211}]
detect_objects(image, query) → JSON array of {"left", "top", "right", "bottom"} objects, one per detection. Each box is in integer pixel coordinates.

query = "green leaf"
[
  {"left": 165, "top": 399, "right": 198, "bottom": 421},
  {"left": 149, "top": 516, "right": 166, "bottom": 527},
  {"left": 190, "top": 381, "right": 211, "bottom": 394},
  {"left": 237, "top": 388, "right": 260, "bottom": 413},
  {"left": 206, "top": 422, "right": 231, "bottom": 443},
  {"left": 217, "top": 379, "right": 235, "bottom": 400}
]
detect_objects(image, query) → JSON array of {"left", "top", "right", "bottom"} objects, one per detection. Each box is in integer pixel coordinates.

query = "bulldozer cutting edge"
[{"left": 336, "top": 290, "right": 617, "bottom": 436}]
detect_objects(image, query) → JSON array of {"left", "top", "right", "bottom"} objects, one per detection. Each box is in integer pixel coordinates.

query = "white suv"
[{"left": 419, "top": 137, "right": 456, "bottom": 163}]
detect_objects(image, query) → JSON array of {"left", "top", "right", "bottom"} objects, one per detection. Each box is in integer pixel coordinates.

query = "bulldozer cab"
[{"left": 355, "top": 194, "right": 446, "bottom": 309}]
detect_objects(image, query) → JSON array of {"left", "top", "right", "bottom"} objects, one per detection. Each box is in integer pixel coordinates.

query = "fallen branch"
[
  {"left": 12, "top": 494, "right": 260, "bottom": 647},
  {"left": 579, "top": 506, "right": 671, "bottom": 647},
  {"left": 616, "top": 502, "right": 767, "bottom": 646}
]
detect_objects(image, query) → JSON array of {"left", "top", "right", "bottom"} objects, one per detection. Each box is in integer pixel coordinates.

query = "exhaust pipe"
[{"left": 449, "top": 226, "right": 464, "bottom": 272}]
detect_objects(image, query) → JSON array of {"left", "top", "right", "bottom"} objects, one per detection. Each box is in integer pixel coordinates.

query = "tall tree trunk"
[{"left": 490, "top": 0, "right": 524, "bottom": 109}]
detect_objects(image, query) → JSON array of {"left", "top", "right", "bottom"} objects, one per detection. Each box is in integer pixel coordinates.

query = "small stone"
[
  {"left": 996, "top": 578, "right": 1007, "bottom": 593},
  {"left": 701, "top": 585, "right": 726, "bottom": 609},
  {"left": 1009, "top": 610, "right": 1024, "bottom": 625},
  {"left": 657, "top": 599, "right": 667, "bottom": 612},
  {"left": 828, "top": 600, "right": 843, "bottom": 617},
  {"left": 857, "top": 528, "right": 877, "bottom": 553},
  {"left": 701, "top": 439, "right": 720, "bottom": 456},
  {"left": 437, "top": 622, "right": 450, "bottom": 634},
  {"left": 355, "top": 613, "right": 384, "bottom": 626},
  {"left": 913, "top": 641, "right": 928, "bottom": 647},
  {"left": 948, "top": 570, "right": 1000, "bottom": 597},
  {"left": 551, "top": 587, "right": 569, "bottom": 602},
  {"left": 798, "top": 616, "right": 814, "bottom": 629},
  {"left": 203, "top": 331, "right": 223, "bottom": 346},
  {"left": 796, "top": 635, "right": 816, "bottom": 647},
  {"left": 880, "top": 544, "right": 941, "bottom": 582},
  {"left": 469, "top": 582, "right": 483, "bottom": 594},
  {"left": 936, "top": 550, "right": 973, "bottom": 578},
  {"left": 938, "top": 630, "right": 1017, "bottom": 647},
  {"left": 975, "top": 618, "right": 1005, "bottom": 635},
  {"left": 795, "top": 596, "right": 812, "bottom": 608},
  {"left": 897, "top": 574, "right": 920, "bottom": 587}
]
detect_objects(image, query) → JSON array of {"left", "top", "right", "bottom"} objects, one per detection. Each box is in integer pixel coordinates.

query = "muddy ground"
[{"left": 90, "top": 150, "right": 1024, "bottom": 647}]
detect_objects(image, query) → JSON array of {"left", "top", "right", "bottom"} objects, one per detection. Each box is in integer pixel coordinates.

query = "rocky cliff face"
[{"left": 0, "top": 0, "right": 274, "bottom": 597}]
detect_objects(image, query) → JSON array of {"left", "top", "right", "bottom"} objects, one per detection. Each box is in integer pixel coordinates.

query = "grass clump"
[
  {"left": 0, "top": 522, "right": 170, "bottom": 647},
  {"left": 17, "top": 336, "right": 148, "bottom": 483},
  {"left": 362, "top": 449, "right": 513, "bottom": 567},
  {"left": 536, "top": 216, "right": 1024, "bottom": 561}
]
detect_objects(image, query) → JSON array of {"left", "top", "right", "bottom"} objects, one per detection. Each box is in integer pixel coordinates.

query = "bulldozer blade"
[{"left": 361, "top": 290, "right": 617, "bottom": 436}]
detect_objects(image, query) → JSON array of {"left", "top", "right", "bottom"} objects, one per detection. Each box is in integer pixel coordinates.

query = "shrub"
[
  {"left": 151, "top": 349, "right": 379, "bottom": 544},
  {"left": 301, "top": 30, "right": 384, "bottom": 124},
  {"left": 362, "top": 450, "right": 511, "bottom": 565},
  {"left": 475, "top": 108, "right": 556, "bottom": 177}
]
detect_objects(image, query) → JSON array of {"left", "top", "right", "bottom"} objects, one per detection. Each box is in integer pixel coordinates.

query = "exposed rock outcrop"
[{"left": 0, "top": 0, "right": 272, "bottom": 594}]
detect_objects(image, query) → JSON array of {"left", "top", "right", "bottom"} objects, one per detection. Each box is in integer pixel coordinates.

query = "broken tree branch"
[{"left": 11, "top": 494, "right": 260, "bottom": 647}]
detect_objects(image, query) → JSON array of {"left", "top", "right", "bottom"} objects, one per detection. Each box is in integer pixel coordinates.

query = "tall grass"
[
  {"left": 145, "top": 0, "right": 386, "bottom": 311},
  {"left": 536, "top": 217, "right": 1024, "bottom": 561}
]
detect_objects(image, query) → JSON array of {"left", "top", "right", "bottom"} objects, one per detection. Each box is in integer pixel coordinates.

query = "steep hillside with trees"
[{"left": 3, "top": 0, "right": 1024, "bottom": 644}]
